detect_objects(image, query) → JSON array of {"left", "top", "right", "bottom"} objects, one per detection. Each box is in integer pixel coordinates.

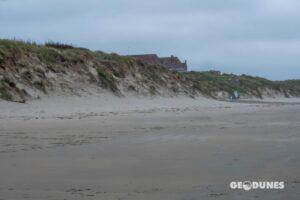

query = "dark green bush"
[
  {"left": 37, "top": 48, "right": 62, "bottom": 64},
  {"left": 45, "top": 41, "right": 74, "bottom": 50},
  {"left": 97, "top": 68, "right": 119, "bottom": 93}
]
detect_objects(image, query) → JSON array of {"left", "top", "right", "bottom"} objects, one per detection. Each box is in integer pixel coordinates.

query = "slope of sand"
[{"left": 0, "top": 95, "right": 300, "bottom": 200}]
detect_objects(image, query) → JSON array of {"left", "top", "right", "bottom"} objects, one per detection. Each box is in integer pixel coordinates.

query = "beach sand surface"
[{"left": 0, "top": 95, "right": 300, "bottom": 199}]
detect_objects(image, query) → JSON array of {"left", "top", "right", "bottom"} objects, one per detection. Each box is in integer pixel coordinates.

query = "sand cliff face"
[
  {"left": 0, "top": 39, "right": 299, "bottom": 103},
  {"left": 0, "top": 40, "right": 196, "bottom": 102}
]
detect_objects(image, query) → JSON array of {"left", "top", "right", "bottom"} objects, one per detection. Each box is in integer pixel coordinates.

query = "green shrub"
[
  {"left": 0, "top": 88, "right": 12, "bottom": 100},
  {"left": 97, "top": 68, "right": 119, "bottom": 93},
  {"left": 182, "top": 71, "right": 279, "bottom": 98},
  {"left": 37, "top": 47, "right": 62, "bottom": 64},
  {"left": 0, "top": 80, "right": 12, "bottom": 101},
  {"left": 45, "top": 41, "right": 74, "bottom": 50},
  {"left": 0, "top": 39, "right": 37, "bottom": 55}
]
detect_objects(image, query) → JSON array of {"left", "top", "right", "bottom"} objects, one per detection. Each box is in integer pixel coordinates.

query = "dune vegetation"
[{"left": 0, "top": 39, "right": 299, "bottom": 102}]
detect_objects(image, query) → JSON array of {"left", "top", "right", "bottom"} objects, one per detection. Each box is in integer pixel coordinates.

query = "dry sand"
[{"left": 0, "top": 95, "right": 300, "bottom": 200}]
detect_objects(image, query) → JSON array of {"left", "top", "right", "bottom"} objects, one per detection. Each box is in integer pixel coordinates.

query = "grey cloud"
[{"left": 0, "top": 0, "right": 300, "bottom": 80}]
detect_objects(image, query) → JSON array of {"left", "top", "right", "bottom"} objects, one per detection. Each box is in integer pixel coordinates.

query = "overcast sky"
[{"left": 1, "top": 0, "right": 300, "bottom": 80}]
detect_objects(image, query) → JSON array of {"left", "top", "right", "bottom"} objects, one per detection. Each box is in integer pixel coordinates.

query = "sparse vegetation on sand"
[{"left": 182, "top": 71, "right": 300, "bottom": 98}]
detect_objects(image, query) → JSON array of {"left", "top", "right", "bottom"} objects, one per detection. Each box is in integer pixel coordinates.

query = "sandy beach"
[{"left": 0, "top": 96, "right": 300, "bottom": 200}]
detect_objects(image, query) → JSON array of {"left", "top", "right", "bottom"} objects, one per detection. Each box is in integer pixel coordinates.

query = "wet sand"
[{"left": 0, "top": 98, "right": 300, "bottom": 199}]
